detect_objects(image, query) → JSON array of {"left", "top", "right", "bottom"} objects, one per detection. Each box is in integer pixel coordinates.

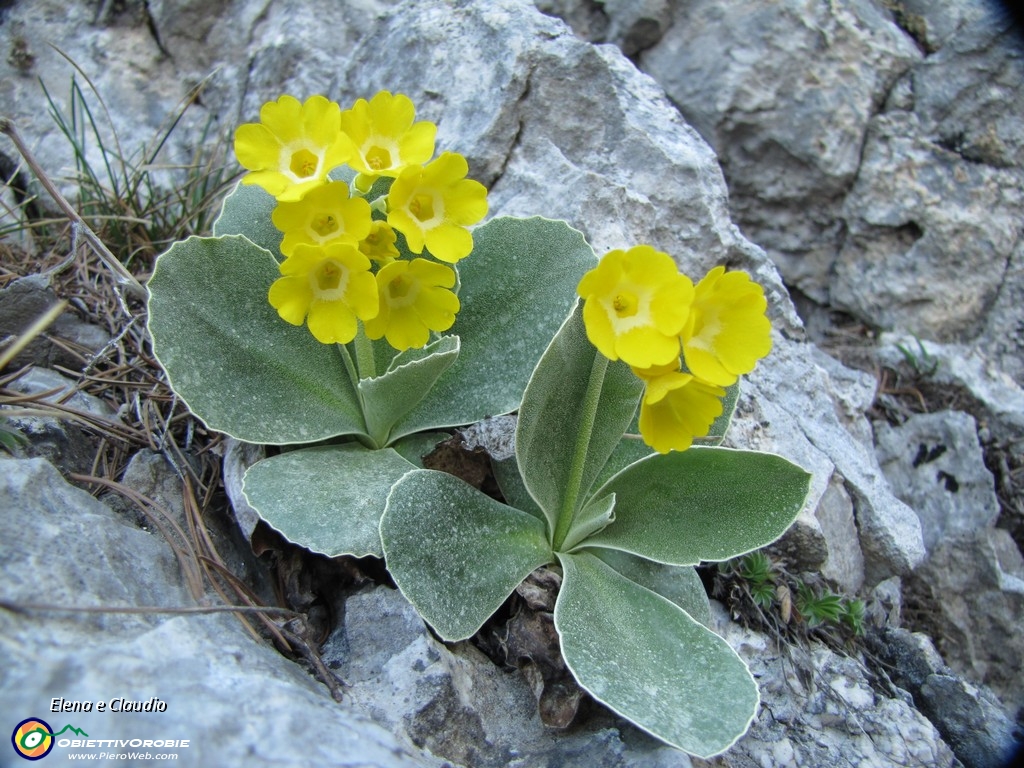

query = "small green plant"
[
  {"left": 839, "top": 598, "right": 867, "bottom": 636},
  {"left": 723, "top": 552, "right": 867, "bottom": 637},
  {"left": 146, "top": 91, "right": 812, "bottom": 757},
  {"left": 737, "top": 551, "right": 777, "bottom": 609},
  {"left": 36, "top": 67, "right": 234, "bottom": 264},
  {"left": 796, "top": 582, "right": 845, "bottom": 628},
  {"left": 896, "top": 335, "right": 939, "bottom": 377}
]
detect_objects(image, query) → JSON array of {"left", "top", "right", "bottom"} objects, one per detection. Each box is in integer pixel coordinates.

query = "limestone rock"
[
  {"left": 2, "top": 366, "right": 120, "bottom": 475},
  {"left": 905, "top": 528, "right": 1024, "bottom": 713},
  {"left": 0, "top": 457, "right": 435, "bottom": 767},
  {"left": 869, "top": 627, "right": 1022, "bottom": 768},
  {"left": 833, "top": 110, "right": 1022, "bottom": 340},
  {"left": 0, "top": 276, "right": 111, "bottom": 370},
  {"left": 639, "top": 0, "right": 921, "bottom": 303},
  {"left": 874, "top": 411, "right": 1000, "bottom": 552},
  {"left": 708, "top": 603, "right": 959, "bottom": 768},
  {"left": 0, "top": 1, "right": 203, "bottom": 205}
]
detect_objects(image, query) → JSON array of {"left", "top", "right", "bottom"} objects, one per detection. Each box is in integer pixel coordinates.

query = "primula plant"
[{"left": 146, "top": 91, "right": 812, "bottom": 758}]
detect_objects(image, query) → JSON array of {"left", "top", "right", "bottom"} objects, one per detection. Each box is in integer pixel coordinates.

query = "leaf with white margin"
[
  {"left": 212, "top": 182, "right": 283, "bottom": 259},
  {"left": 242, "top": 443, "right": 417, "bottom": 558},
  {"left": 555, "top": 551, "right": 758, "bottom": 757},
  {"left": 358, "top": 335, "right": 460, "bottom": 446},
  {"left": 583, "top": 447, "right": 810, "bottom": 565},
  {"left": 381, "top": 469, "right": 552, "bottom": 641},
  {"left": 388, "top": 217, "right": 596, "bottom": 437},
  {"left": 588, "top": 549, "right": 711, "bottom": 628},
  {"left": 147, "top": 235, "right": 367, "bottom": 444},
  {"left": 516, "top": 302, "right": 643, "bottom": 538},
  {"left": 561, "top": 493, "right": 615, "bottom": 552}
]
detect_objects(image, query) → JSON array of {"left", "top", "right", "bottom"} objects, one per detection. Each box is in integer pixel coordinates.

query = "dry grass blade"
[
  {"left": 0, "top": 118, "right": 145, "bottom": 302},
  {"left": 0, "top": 300, "right": 67, "bottom": 370},
  {"left": 69, "top": 473, "right": 206, "bottom": 601}
]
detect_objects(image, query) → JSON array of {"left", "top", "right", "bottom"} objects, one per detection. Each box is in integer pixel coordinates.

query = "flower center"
[
  {"left": 409, "top": 193, "right": 436, "bottom": 222},
  {"left": 366, "top": 145, "right": 392, "bottom": 171},
  {"left": 388, "top": 275, "right": 413, "bottom": 300},
  {"left": 612, "top": 292, "right": 639, "bottom": 318},
  {"left": 311, "top": 213, "right": 339, "bottom": 237},
  {"left": 311, "top": 259, "right": 348, "bottom": 300},
  {"left": 290, "top": 149, "right": 320, "bottom": 179}
]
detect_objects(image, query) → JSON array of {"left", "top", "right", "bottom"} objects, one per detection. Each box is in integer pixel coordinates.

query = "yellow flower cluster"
[
  {"left": 233, "top": 92, "right": 488, "bottom": 350},
  {"left": 577, "top": 247, "right": 772, "bottom": 453}
]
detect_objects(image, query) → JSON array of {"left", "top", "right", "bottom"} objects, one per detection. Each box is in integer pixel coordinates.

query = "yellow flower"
[
  {"left": 681, "top": 266, "right": 772, "bottom": 386},
  {"left": 268, "top": 243, "right": 378, "bottom": 344},
  {"left": 364, "top": 258, "right": 460, "bottom": 352},
  {"left": 271, "top": 181, "right": 373, "bottom": 257},
  {"left": 358, "top": 220, "right": 401, "bottom": 264},
  {"left": 234, "top": 95, "right": 351, "bottom": 203},
  {"left": 339, "top": 91, "right": 437, "bottom": 192},
  {"left": 387, "top": 152, "right": 488, "bottom": 263},
  {"left": 633, "top": 364, "right": 726, "bottom": 453},
  {"left": 577, "top": 246, "right": 694, "bottom": 369}
]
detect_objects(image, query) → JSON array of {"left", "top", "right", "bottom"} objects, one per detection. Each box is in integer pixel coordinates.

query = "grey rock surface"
[
  {"left": 636, "top": 0, "right": 1024, "bottom": 355},
  {"left": 2, "top": 366, "right": 120, "bottom": 475},
  {"left": 708, "top": 603, "right": 958, "bottom": 768},
  {"left": 905, "top": 528, "right": 1024, "bottom": 713},
  {"left": 327, "top": 585, "right": 692, "bottom": 767},
  {"left": 869, "top": 627, "right": 1021, "bottom": 768},
  {"left": 0, "top": 276, "right": 111, "bottom": 369},
  {"left": 874, "top": 410, "right": 1000, "bottom": 552},
  {"left": 640, "top": 0, "right": 921, "bottom": 305},
  {"left": 0, "top": 457, "right": 436, "bottom": 767},
  {"left": 833, "top": 109, "right": 1022, "bottom": 340}
]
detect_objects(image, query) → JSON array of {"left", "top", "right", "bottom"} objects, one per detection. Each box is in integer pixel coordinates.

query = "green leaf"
[
  {"left": 516, "top": 302, "right": 643, "bottom": 543},
  {"left": 389, "top": 431, "right": 449, "bottom": 468},
  {"left": 584, "top": 447, "right": 811, "bottom": 565},
  {"left": 380, "top": 469, "right": 553, "bottom": 641},
  {"left": 389, "top": 217, "right": 595, "bottom": 436},
  {"left": 212, "top": 182, "right": 283, "bottom": 259},
  {"left": 562, "top": 493, "right": 616, "bottom": 552},
  {"left": 491, "top": 453, "right": 545, "bottom": 523},
  {"left": 555, "top": 551, "right": 758, "bottom": 757},
  {"left": 594, "top": 378, "right": 739, "bottom": 485},
  {"left": 358, "top": 335, "right": 460, "bottom": 446},
  {"left": 147, "top": 235, "right": 367, "bottom": 444},
  {"left": 242, "top": 443, "right": 416, "bottom": 558},
  {"left": 705, "top": 381, "right": 740, "bottom": 446},
  {"left": 593, "top": 432, "right": 653, "bottom": 491},
  {"left": 588, "top": 549, "right": 712, "bottom": 628}
]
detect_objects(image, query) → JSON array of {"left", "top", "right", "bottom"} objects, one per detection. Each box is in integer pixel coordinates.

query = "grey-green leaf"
[
  {"left": 212, "top": 182, "right": 283, "bottom": 259},
  {"left": 562, "top": 493, "right": 616, "bottom": 552},
  {"left": 147, "top": 235, "right": 367, "bottom": 444},
  {"left": 555, "top": 551, "right": 758, "bottom": 757},
  {"left": 705, "top": 380, "right": 740, "bottom": 446},
  {"left": 389, "top": 217, "right": 595, "bottom": 436},
  {"left": 491, "top": 453, "right": 545, "bottom": 523},
  {"left": 358, "top": 335, "right": 460, "bottom": 446},
  {"left": 381, "top": 469, "right": 553, "bottom": 641},
  {"left": 242, "top": 443, "right": 417, "bottom": 558},
  {"left": 585, "top": 447, "right": 811, "bottom": 565},
  {"left": 588, "top": 549, "right": 712, "bottom": 628},
  {"left": 516, "top": 302, "right": 643, "bottom": 538}
]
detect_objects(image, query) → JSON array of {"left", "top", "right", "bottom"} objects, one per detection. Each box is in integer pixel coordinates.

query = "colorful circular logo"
[{"left": 11, "top": 718, "right": 54, "bottom": 761}]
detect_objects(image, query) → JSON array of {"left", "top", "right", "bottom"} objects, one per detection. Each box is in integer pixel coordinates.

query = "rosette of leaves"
[
  {"left": 379, "top": 303, "right": 811, "bottom": 756},
  {"left": 147, "top": 179, "right": 593, "bottom": 558}
]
